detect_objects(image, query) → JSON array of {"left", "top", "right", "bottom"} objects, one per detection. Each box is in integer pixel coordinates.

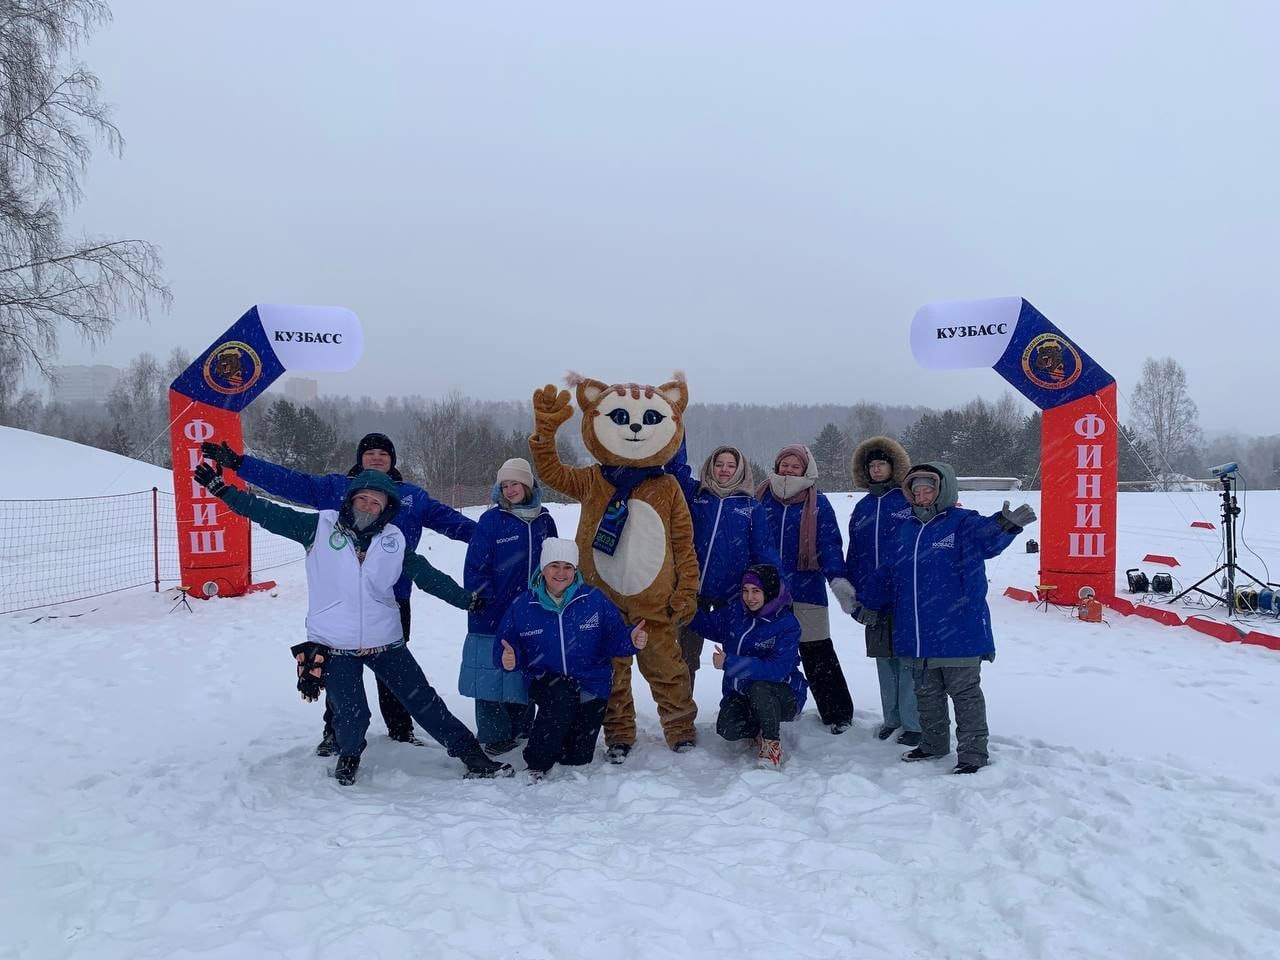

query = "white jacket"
[{"left": 305, "top": 511, "right": 406, "bottom": 650}]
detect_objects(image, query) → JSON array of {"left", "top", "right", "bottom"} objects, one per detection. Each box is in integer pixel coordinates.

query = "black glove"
[
  {"left": 290, "top": 641, "right": 329, "bottom": 702},
  {"left": 696, "top": 595, "right": 720, "bottom": 614},
  {"left": 193, "top": 461, "right": 229, "bottom": 497},
  {"left": 200, "top": 440, "right": 244, "bottom": 470},
  {"left": 997, "top": 500, "right": 1037, "bottom": 533},
  {"left": 853, "top": 605, "right": 881, "bottom": 628},
  {"left": 467, "top": 590, "right": 486, "bottom": 614}
]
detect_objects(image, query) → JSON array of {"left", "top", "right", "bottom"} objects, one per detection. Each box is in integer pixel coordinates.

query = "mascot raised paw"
[{"left": 529, "top": 373, "right": 699, "bottom": 756}]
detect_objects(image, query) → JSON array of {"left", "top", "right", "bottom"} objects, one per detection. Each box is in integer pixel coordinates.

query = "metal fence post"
[{"left": 153, "top": 487, "right": 160, "bottom": 592}]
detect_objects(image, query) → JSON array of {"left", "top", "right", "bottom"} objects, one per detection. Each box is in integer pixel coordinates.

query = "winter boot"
[
  {"left": 483, "top": 739, "right": 519, "bottom": 756},
  {"left": 901, "top": 747, "right": 948, "bottom": 763},
  {"left": 953, "top": 762, "right": 986, "bottom": 775},
  {"left": 315, "top": 730, "right": 338, "bottom": 757},
  {"left": 462, "top": 751, "right": 515, "bottom": 779},
  {"left": 388, "top": 730, "right": 425, "bottom": 746},
  {"left": 756, "top": 738, "right": 783, "bottom": 770},
  {"left": 896, "top": 731, "right": 922, "bottom": 746},
  {"left": 830, "top": 721, "right": 852, "bottom": 735},
  {"left": 876, "top": 725, "right": 899, "bottom": 741},
  {"left": 673, "top": 740, "right": 696, "bottom": 754},
  {"left": 605, "top": 743, "right": 632, "bottom": 765},
  {"left": 526, "top": 769, "right": 548, "bottom": 784},
  {"left": 334, "top": 755, "right": 360, "bottom": 786}
]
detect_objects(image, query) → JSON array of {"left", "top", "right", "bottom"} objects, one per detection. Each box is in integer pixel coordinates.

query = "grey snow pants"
[{"left": 907, "top": 658, "right": 989, "bottom": 767}]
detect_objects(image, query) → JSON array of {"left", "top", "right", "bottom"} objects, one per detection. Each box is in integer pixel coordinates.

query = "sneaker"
[
  {"left": 952, "top": 762, "right": 986, "bottom": 775},
  {"left": 315, "top": 731, "right": 338, "bottom": 757},
  {"left": 334, "top": 755, "right": 360, "bottom": 786},
  {"left": 756, "top": 738, "right": 783, "bottom": 770},
  {"left": 896, "top": 731, "right": 923, "bottom": 746},
  {"left": 387, "top": 730, "right": 425, "bottom": 746},
  {"left": 605, "top": 743, "right": 632, "bottom": 765},
  {"left": 482, "top": 739, "right": 519, "bottom": 756},
  {"left": 876, "top": 725, "right": 899, "bottom": 741},
  {"left": 672, "top": 740, "right": 696, "bottom": 754},
  {"left": 901, "top": 747, "right": 947, "bottom": 763},
  {"left": 829, "top": 721, "right": 852, "bottom": 735}
]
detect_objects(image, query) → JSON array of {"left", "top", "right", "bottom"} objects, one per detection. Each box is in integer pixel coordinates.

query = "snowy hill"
[
  {"left": 2, "top": 434, "right": 1280, "bottom": 959},
  {"left": 0, "top": 424, "right": 175, "bottom": 498}
]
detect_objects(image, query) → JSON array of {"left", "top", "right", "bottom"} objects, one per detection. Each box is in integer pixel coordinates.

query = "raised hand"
[
  {"left": 999, "top": 500, "right": 1038, "bottom": 532},
  {"left": 500, "top": 639, "right": 516, "bottom": 671},
  {"left": 532, "top": 384, "right": 574, "bottom": 436},
  {"left": 200, "top": 440, "right": 243, "bottom": 470},
  {"left": 712, "top": 645, "right": 725, "bottom": 670},
  {"left": 193, "top": 461, "right": 228, "bottom": 497},
  {"left": 631, "top": 619, "right": 648, "bottom": 650}
]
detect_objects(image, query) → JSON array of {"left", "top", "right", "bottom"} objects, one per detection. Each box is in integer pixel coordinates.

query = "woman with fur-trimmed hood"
[{"left": 845, "top": 436, "right": 921, "bottom": 745}]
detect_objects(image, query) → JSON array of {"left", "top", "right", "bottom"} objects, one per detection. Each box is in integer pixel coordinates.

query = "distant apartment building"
[
  {"left": 282, "top": 377, "right": 318, "bottom": 404},
  {"left": 49, "top": 365, "right": 122, "bottom": 405}
]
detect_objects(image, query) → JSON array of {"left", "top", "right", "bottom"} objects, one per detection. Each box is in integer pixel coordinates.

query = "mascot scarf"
[{"left": 592, "top": 465, "right": 664, "bottom": 556}]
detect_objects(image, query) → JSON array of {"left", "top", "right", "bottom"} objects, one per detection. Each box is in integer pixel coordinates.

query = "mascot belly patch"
[{"left": 592, "top": 498, "right": 666, "bottom": 596}]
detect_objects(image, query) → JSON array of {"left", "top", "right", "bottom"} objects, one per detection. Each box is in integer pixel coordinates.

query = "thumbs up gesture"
[
  {"left": 631, "top": 619, "right": 649, "bottom": 650},
  {"left": 712, "top": 645, "right": 726, "bottom": 670},
  {"left": 500, "top": 639, "right": 516, "bottom": 671}
]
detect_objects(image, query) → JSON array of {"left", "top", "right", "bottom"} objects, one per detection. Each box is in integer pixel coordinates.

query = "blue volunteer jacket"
[
  {"left": 237, "top": 456, "right": 475, "bottom": 599},
  {"left": 691, "top": 601, "right": 808, "bottom": 711},
  {"left": 494, "top": 580, "right": 639, "bottom": 700},
  {"left": 859, "top": 507, "right": 1017, "bottom": 659},
  {"left": 464, "top": 500, "right": 558, "bottom": 634},
  {"left": 845, "top": 486, "right": 914, "bottom": 595},
  {"left": 756, "top": 489, "right": 846, "bottom": 606},
  {"left": 666, "top": 444, "right": 784, "bottom": 603}
]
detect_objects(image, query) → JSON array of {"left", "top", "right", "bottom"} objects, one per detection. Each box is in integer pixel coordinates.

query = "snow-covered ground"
[{"left": 3, "top": 432, "right": 1280, "bottom": 959}]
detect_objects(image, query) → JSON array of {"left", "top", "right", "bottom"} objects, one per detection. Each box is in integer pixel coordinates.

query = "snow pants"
[
  {"left": 325, "top": 641, "right": 483, "bottom": 761},
  {"left": 798, "top": 638, "right": 853, "bottom": 727},
  {"left": 909, "top": 659, "right": 989, "bottom": 767},
  {"left": 604, "top": 618, "right": 697, "bottom": 749},
  {"left": 523, "top": 674, "right": 609, "bottom": 774},
  {"left": 322, "top": 598, "right": 415, "bottom": 740},
  {"left": 716, "top": 681, "right": 798, "bottom": 742}
]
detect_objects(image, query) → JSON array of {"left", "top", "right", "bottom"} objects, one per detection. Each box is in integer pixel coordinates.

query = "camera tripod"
[{"left": 1172, "top": 472, "right": 1272, "bottom": 609}]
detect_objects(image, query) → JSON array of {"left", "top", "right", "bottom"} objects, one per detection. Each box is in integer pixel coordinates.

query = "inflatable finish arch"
[
  {"left": 911, "top": 297, "right": 1117, "bottom": 602},
  {"left": 167, "top": 304, "right": 362, "bottom": 598}
]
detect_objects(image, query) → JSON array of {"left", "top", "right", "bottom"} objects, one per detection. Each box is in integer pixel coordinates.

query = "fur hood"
[{"left": 850, "top": 435, "right": 911, "bottom": 490}]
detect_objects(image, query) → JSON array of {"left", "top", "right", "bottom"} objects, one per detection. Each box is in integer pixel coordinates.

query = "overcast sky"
[{"left": 57, "top": 1, "right": 1277, "bottom": 429}]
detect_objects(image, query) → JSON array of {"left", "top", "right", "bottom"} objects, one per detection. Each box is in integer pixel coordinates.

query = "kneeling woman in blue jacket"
[
  {"left": 692, "top": 564, "right": 809, "bottom": 770},
  {"left": 495, "top": 539, "right": 648, "bottom": 780}
]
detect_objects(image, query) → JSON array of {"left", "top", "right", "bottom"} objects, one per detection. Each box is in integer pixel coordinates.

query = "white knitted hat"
[
  {"left": 496, "top": 457, "right": 534, "bottom": 490},
  {"left": 539, "top": 538, "right": 579, "bottom": 569}
]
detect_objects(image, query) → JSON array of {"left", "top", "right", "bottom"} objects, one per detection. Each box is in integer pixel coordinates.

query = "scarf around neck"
[
  {"left": 756, "top": 473, "right": 821, "bottom": 572},
  {"left": 593, "top": 465, "right": 664, "bottom": 556}
]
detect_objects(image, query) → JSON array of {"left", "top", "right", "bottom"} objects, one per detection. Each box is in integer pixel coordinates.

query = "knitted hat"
[
  {"left": 539, "top": 538, "right": 579, "bottom": 569},
  {"left": 356, "top": 433, "right": 396, "bottom": 468},
  {"left": 865, "top": 448, "right": 891, "bottom": 466},
  {"left": 741, "top": 564, "right": 783, "bottom": 604},
  {"left": 496, "top": 457, "right": 534, "bottom": 490}
]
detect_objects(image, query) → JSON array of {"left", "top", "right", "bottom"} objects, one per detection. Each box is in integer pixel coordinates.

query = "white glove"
[{"left": 830, "top": 577, "right": 857, "bottom": 616}]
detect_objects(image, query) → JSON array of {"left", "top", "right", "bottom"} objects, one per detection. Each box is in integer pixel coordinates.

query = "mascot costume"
[{"left": 530, "top": 373, "right": 699, "bottom": 760}]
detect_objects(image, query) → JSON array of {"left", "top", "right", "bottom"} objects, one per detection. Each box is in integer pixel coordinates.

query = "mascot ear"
[
  {"left": 658, "top": 371, "right": 688, "bottom": 414},
  {"left": 568, "top": 373, "right": 610, "bottom": 410}
]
